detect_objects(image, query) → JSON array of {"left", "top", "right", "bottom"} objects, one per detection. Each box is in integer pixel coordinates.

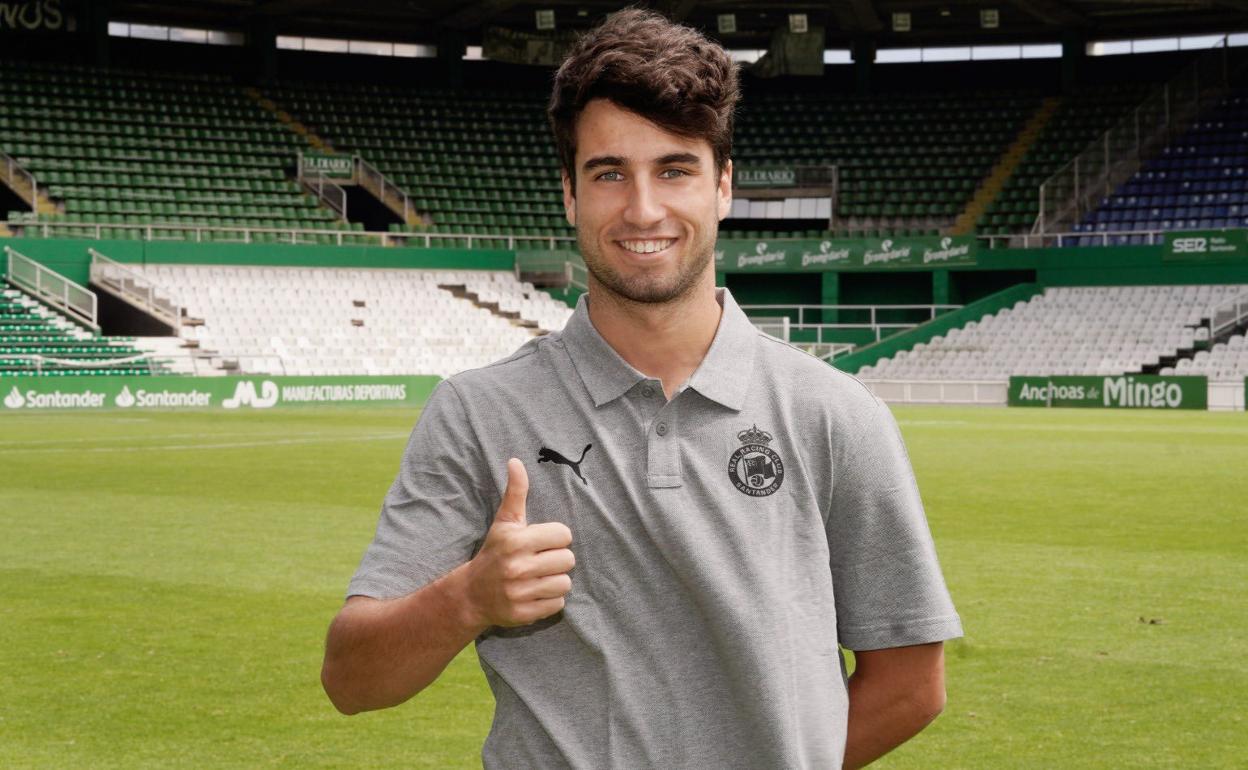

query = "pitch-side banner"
[
  {"left": 1008, "top": 375, "right": 1207, "bottom": 410},
  {"left": 714, "top": 235, "right": 977, "bottom": 272},
  {"left": 1, "top": 375, "right": 440, "bottom": 412}
]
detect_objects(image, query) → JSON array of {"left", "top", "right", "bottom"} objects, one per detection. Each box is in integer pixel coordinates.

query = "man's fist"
[{"left": 464, "top": 458, "right": 575, "bottom": 628}]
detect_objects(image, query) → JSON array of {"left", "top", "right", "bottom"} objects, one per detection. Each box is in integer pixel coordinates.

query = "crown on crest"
[{"left": 737, "top": 425, "right": 773, "bottom": 445}]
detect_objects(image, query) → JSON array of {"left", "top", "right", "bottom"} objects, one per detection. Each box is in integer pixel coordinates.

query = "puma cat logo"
[{"left": 538, "top": 444, "right": 592, "bottom": 485}]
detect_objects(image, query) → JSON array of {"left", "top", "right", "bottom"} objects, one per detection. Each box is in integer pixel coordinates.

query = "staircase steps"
[{"left": 953, "top": 96, "right": 1061, "bottom": 236}]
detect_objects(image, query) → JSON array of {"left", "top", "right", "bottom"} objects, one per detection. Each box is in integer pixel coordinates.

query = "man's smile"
[{"left": 616, "top": 238, "right": 678, "bottom": 255}]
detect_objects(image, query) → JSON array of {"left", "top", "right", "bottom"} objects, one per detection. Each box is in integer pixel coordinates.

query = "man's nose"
[{"left": 622, "top": 177, "right": 664, "bottom": 230}]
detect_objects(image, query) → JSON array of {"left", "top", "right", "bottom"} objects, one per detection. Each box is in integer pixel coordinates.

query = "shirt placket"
[{"left": 643, "top": 382, "right": 682, "bottom": 488}]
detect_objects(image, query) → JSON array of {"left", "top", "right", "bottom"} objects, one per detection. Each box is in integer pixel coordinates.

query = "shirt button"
[
  {"left": 656, "top": 422, "right": 668, "bottom": 436},
  {"left": 642, "top": 386, "right": 654, "bottom": 398}
]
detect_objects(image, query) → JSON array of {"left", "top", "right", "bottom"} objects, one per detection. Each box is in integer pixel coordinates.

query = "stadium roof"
[{"left": 110, "top": 0, "right": 1248, "bottom": 49}]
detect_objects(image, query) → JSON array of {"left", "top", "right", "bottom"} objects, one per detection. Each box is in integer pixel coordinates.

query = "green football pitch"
[{"left": 1, "top": 405, "right": 1245, "bottom": 768}]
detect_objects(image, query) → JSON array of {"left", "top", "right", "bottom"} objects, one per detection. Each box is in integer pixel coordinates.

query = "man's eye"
[
  {"left": 660, "top": 168, "right": 689, "bottom": 179},
  {"left": 597, "top": 171, "right": 623, "bottom": 181}
]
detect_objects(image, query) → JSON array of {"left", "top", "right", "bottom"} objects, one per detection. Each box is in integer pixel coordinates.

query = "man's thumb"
[{"left": 496, "top": 458, "right": 528, "bottom": 526}]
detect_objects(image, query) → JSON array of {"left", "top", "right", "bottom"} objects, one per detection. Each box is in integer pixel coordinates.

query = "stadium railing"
[
  {"left": 741, "top": 303, "right": 963, "bottom": 345},
  {"left": 295, "top": 167, "right": 348, "bottom": 221},
  {"left": 1209, "top": 289, "right": 1248, "bottom": 338},
  {"left": 88, "top": 248, "right": 185, "bottom": 331},
  {"left": 976, "top": 228, "right": 1174, "bottom": 248},
  {"left": 7, "top": 217, "right": 1241, "bottom": 252},
  {"left": 6, "top": 219, "right": 578, "bottom": 249},
  {"left": 356, "top": 156, "right": 418, "bottom": 225},
  {"left": 1, "top": 150, "right": 38, "bottom": 216},
  {"left": 0, "top": 351, "right": 173, "bottom": 377},
  {"left": 3, "top": 245, "right": 98, "bottom": 331}
]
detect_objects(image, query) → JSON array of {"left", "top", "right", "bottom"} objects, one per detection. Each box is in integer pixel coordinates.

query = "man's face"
[{"left": 562, "top": 99, "right": 732, "bottom": 305}]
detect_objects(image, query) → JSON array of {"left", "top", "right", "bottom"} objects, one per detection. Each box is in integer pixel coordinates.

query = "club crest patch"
[{"left": 728, "top": 425, "right": 784, "bottom": 497}]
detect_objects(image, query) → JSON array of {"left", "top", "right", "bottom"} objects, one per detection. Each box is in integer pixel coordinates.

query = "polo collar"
[{"left": 559, "top": 287, "right": 756, "bottom": 411}]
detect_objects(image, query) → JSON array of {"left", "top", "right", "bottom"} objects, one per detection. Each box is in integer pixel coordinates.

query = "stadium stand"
[
  {"left": 858, "top": 284, "right": 1248, "bottom": 381},
  {"left": 1075, "top": 87, "right": 1248, "bottom": 244},
  {"left": 128, "top": 265, "right": 573, "bottom": 378},
  {"left": 1175, "top": 331, "right": 1248, "bottom": 379},
  {"left": 0, "top": 281, "right": 161, "bottom": 376},
  {"left": 0, "top": 60, "right": 355, "bottom": 243}
]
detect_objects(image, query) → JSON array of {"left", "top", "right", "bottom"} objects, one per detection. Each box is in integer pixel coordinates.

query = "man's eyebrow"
[
  {"left": 583, "top": 155, "right": 626, "bottom": 172},
  {"left": 581, "top": 152, "right": 702, "bottom": 173},
  {"left": 655, "top": 152, "right": 701, "bottom": 166}
]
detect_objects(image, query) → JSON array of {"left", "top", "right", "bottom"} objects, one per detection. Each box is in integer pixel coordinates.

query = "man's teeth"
[{"left": 619, "top": 239, "right": 675, "bottom": 254}]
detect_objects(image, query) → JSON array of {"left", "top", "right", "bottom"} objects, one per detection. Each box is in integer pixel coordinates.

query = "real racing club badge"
[{"left": 728, "top": 425, "right": 784, "bottom": 497}]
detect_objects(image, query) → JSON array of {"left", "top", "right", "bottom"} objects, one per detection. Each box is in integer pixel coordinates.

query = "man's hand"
[
  {"left": 321, "top": 458, "right": 576, "bottom": 714},
  {"left": 463, "top": 458, "right": 575, "bottom": 627}
]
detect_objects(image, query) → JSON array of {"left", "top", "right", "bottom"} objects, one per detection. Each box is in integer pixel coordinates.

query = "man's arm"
[
  {"left": 321, "top": 459, "right": 574, "bottom": 715},
  {"left": 321, "top": 565, "right": 485, "bottom": 715},
  {"left": 842, "top": 642, "right": 947, "bottom": 770}
]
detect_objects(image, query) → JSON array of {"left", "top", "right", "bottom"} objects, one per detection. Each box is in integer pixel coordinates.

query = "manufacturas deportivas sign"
[{"left": 1, "top": 375, "right": 440, "bottom": 411}]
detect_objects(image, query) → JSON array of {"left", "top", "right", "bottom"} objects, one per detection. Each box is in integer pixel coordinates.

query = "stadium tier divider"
[
  {"left": 129, "top": 264, "right": 573, "bottom": 379},
  {"left": 857, "top": 284, "right": 1248, "bottom": 382}
]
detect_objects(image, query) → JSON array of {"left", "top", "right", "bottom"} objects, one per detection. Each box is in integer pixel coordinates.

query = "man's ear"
[
  {"left": 717, "top": 159, "right": 733, "bottom": 221},
  {"left": 562, "top": 171, "right": 576, "bottom": 226}
]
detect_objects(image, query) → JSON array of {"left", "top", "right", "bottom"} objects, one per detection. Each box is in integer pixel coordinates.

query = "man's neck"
[{"left": 586, "top": 277, "right": 723, "bottom": 401}]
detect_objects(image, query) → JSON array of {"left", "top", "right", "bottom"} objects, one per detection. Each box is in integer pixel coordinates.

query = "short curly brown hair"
[{"left": 548, "top": 7, "right": 740, "bottom": 195}]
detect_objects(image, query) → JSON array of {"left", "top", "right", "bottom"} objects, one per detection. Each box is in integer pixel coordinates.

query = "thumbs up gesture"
[{"left": 464, "top": 459, "right": 575, "bottom": 628}]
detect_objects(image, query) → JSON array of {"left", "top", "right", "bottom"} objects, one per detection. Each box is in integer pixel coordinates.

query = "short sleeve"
[
  {"left": 347, "top": 379, "right": 491, "bottom": 600},
  {"left": 827, "top": 396, "right": 963, "bottom": 650}
]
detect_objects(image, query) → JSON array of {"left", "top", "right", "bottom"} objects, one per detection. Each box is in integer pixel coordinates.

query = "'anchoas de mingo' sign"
[{"left": 1008, "top": 375, "right": 1207, "bottom": 410}]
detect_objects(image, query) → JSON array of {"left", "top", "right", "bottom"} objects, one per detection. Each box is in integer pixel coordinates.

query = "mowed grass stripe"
[
  {"left": 1, "top": 406, "right": 1244, "bottom": 768},
  {"left": 0, "top": 432, "right": 410, "bottom": 454}
]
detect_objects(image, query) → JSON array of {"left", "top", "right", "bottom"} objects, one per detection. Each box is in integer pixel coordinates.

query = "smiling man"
[{"left": 321, "top": 9, "right": 962, "bottom": 769}]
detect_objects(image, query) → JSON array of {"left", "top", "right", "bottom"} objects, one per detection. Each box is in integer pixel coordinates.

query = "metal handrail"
[
  {"left": 6, "top": 219, "right": 576, "bottom": 250},
  {"left": 9, "top": 215, "right": 1240, "bottom": 254},
  {"left": 744, "top": 303, "right": 962, "bottom": 344},
  {"left": 298, "top": 169, "right": 348, "bottom": 220},
  {"left": 565, "top": 262, "right": 588, "bottom": 291},
  {"left": 1208, "top": 290, "right": 1248, "bottom": 338},
  {"left": 3, "top": 245, "right": 99, "bottom": 331},
  {"left": 356, "top": 156, "right": 417, "bottom": 224},
  {"left": 1, "top": 150, "right": 39, "bottom": 217},
  {"left": 88, "top": 248, "right": 184, "bottom": 330}
]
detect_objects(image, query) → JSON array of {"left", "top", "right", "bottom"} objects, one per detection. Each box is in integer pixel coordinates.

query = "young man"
[{"left": 321, "top": 9, "right": 962, "bottom": 769}]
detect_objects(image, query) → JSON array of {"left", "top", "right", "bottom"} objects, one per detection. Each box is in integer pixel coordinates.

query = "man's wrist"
[{"left": 442, "top": 560, "right": 489, "bottom": 638}]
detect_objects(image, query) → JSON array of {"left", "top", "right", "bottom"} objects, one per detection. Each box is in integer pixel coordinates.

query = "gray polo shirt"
[{"left": 348, "top": 288, "right": 962, "bottom": 769}]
